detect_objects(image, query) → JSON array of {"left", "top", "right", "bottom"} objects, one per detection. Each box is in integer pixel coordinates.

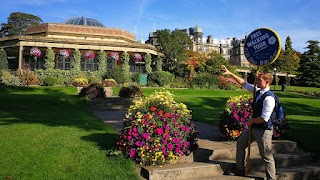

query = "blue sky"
[{"left": 1, "top": 0, "right": 319, "bottom": 53}]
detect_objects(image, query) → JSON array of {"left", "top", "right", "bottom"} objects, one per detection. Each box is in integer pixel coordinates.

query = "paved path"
[{"left": 92, "top": 110, "right": 222, "bottom": 141}]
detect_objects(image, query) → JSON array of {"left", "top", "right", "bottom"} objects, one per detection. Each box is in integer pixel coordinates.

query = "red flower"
[
  {"left": 158, "top": 110, "right": 163, "bottom": 115},
  {"left": 150, "top": 106, "right": 157, "bottom": 111},
  {"left": 164, "top": 112, "right": 171, "bottom": 118}
]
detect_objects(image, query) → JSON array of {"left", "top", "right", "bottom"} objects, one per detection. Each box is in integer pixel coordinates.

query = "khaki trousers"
[{"left": 236, "top": 128, "right": 276, "bottom": 180}]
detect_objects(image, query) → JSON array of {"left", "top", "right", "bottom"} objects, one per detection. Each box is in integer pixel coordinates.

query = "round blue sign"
[{"left": 244, "top": 28, "right": 281, "bottom": 67}]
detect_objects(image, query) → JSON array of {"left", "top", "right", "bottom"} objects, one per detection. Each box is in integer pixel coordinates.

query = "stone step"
[
  {"left": 140, "top": 162, "right": 224, "bottom": 180},
  {"left": 194, "top": 140, "right": 298, "bottom": 162},
  {"left": 249, "top": 164, "right": 320, "bottom": 180},
  {"left": 213, "top": 151, "right": 316, "bottom": 172}
]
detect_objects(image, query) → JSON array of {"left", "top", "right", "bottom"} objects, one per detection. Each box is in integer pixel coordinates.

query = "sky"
[{"left": 1, "top": 0, "right": 319, "bottom": 53}]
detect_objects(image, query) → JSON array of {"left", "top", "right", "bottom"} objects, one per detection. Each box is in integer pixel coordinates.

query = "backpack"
[{"left": 272, "top": 93, "right": 284, "bottom": 124}]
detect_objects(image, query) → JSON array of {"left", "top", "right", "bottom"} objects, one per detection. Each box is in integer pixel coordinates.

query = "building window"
[
  {"left": 56, "top": 55, "right": 72, "bottom": 70},
  {"left": 80, "top": 58, "right": 99, "bottom": 71}
]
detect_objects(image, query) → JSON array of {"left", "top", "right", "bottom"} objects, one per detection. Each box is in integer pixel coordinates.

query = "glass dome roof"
[{"left": 62, "top": 17, "right": 105, "bottom": 27}]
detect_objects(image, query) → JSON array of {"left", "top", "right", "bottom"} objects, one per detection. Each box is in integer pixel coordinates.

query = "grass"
[{"left": 0, "top": 86, "right": 140, "bottom": 180}]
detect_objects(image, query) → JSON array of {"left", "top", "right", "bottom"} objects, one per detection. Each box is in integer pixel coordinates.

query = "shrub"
[
  {"left": 15, "top": 67, "right": 40, "bottom": 86},
  {"left": 218, "top": 95, "right": 289, "bottom": 141},
  {"left": 148, "top": 71, "right": 174, "bottom": 87},
  {"left": 117, "top": 90, "right": 198, "bottom": 166},
  {"left": 73, "top": 77, "right": 89, "bottom": 87},
  {"left": 107, "top": 65, "right": 124, "bottom": 84},
  {"left": 118, "top": 84, "right": 143, "bottom": 98},
  {"left": 169, "top": 77, "right": 189, "bottom": 88},
  {"left": 79, "top": 83, "right": 105, "bottom": 99},
  {"left": 102, "top": 78, "right": 116, "bottom": 87},
  {"left": 0, "top": 70, "right": 21, "bottom": 86},
  {"left": 131, "top": 72, "right": 140, "bottom": 84},
  {"left": 43, "top": 75, "right": 64, "bottom": 86},
  {"left": 190, "top": 74, "right": 219, "bottom": 89}
]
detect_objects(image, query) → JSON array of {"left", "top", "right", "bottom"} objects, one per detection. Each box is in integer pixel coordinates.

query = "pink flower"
[
  {"left": 167, "top": 143, "right": 173, "bottom": 150},
  {"left": 180, "top": 125, "right": 186, "bottom": 131},
  {"left": 174, "top": 132, "right": 179, "bottom": 137},
  {"left": 157, "top": 128, "right": 163, "bottom": 135},
  {"left": 130, "top": 148, "right": 136, "bottom": 158},
  {"left": 136, "top": 141, "right": 142, "bottom": 146},
  {"left": 162, "top": 139, "right": 167, "bottom": 145},
  {"left": 186, "top": 127, "right": 191, "bottom": 133},
  {"left": 143, "top": 133, "right": 149, "bottom": 140}
]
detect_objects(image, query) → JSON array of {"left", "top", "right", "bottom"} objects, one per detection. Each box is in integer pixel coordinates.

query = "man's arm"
[{"left": 221, "top": 65, "right": 246, "bottom": 87}]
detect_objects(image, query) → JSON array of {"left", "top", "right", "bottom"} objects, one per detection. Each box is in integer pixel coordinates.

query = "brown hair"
[{"left": 258, "top": 72, "right": 274, "bottom": 83}]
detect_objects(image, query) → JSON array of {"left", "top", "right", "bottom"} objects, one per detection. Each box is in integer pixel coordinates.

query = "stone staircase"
[{"left": 140, "top": 139, "right": 320, "bottom": 180}]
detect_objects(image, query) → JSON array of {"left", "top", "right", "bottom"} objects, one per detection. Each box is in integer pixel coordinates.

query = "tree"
[
  {"left": 144, "top": 53, "right": 152, "bottom": 74},
  {"left": 183, "top": 50, "right": 206, "bottom": 79},
  {"left": 156, "top": 29, "right": 193, "bottom": 73},
  {"left": 0, "top": 12, "right": 43, "bottom": 37},
  {"left": 204, "top": 51, "right": 229, "bottom": 75},
  {"left": 97, "top": 50, "right": 107, "bottom": 76},
  {"left": 0, "top": 48, "right": 8, "bottom": 70},
  {"left": 298, "top": 40, "right": 320, "bottom": 87},
  {"left": 122, "top": 52, "right": 130, "bottom": 83},
  {"left": 44, "top": 48, "right": 55, "bottom": 70}
]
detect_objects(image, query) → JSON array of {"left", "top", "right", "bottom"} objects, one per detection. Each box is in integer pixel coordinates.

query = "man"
[{"left": 221, "top": 65, "right": 276, "bottom": 180}]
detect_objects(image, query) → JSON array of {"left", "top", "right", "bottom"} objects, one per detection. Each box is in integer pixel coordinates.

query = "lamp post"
[{"left": 273, "top": 68, "right": 277, "bottom": 90}]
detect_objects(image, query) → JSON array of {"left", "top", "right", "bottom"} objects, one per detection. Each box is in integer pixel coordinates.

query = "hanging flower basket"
[
  {"left": 133, "top": 53, "right": 142, "bottom": 63},
  {"left": 59, "top": 49, "right": 69, "bottom": 59},
  {"left": 84, "top": 51, "right": 95, "bottom": 60},
  {"left": 110, "top": 52, "right": 119, "bottom": 61},
  {"left": 30, "top": 47, "right": 41, "bottom": 60}
]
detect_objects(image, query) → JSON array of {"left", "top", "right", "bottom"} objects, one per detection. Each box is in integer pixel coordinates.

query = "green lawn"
[{"left": 0, "top": 86, "right": 140, "bottom": 180}]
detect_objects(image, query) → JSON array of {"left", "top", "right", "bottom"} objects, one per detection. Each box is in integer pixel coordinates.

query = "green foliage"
[
  {"left": 148, "top": 71, "right": 174, "bottom": 87},
  {"left": 118, "top": 83, "right": 143, "bottom": 98},
  {"left": 0, "top": 48, "right": 8, "bottom": 70},
  {"left": 190, "top": 73, "right": 219, "bottom": 89},
  {"left": 35, "top": 69, "right": 83, "bottom": 86},
  {"left": 0, "top": 12, "right": 43, "bottom": 37},
  {"left": 72, "top": 49, "right": 81, "bottom": 71},
  {"left": 107, "top": 65, "right": 124, "bottom": 84},
  {"left": 97, "top": 50, "right": 107, "bottom": 75},
  {"left": 122, "top": 52, "right": 130, "bottom": 83},
  {"left": 156, "top": 57, "right": 163, "bottom": 71},
  {"left": 44, "top": 47, "right": 55, "bottom": 70},
  {"left": 130, "top": 72, "right": 140, "bottom": 83},
  {"left": 204, "top": 51, "right": 229, "bottom": 75},
  {"left": 145, "top": 53, "right": 152, "bottom": 74},
  {"left": 298, "top": 40, "right": 320, "bottom": 87},
  {"left": 0, "top": 70, "right": 21, "bottom": 86},
  {"left": 156, "top": 29, "right": 193, "bottom": 72},
  {"left": 169, "top": 76, "right": 189, "bottom": 88}
]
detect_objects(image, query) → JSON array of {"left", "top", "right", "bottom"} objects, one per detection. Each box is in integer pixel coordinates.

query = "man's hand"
[{"left": 221, "top": 65, "right": 231, "bottom": 75}]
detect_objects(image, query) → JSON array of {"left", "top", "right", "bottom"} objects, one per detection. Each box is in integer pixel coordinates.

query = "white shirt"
[{"left": 245, "top": 83, "right": 275, "bottom": 122}]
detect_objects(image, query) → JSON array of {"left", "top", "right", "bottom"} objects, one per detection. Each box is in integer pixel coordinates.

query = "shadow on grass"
[
  {"left": 0, "top": 86, "right": 110, "bottom": 131},
  {"left": 81, "top": 133, "right": 118, "bottom": 151}
]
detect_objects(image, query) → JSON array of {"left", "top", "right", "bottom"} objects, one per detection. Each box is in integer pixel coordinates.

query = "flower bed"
[
  {"left": 219, "top": 95, "right": 289, "bottom": 141},
  {"left": 59, "top": 49, "right": 69, "bottom": 59},
  {"left": 117, "top": 90, "right": 198, "bottom": 166},
  {"left": 84, "top": 51, "right": 95, "bottom": 60}
]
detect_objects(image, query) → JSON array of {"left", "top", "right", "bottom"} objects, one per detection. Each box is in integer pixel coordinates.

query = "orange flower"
[
  {"left": 150, "top": 106, "right": 156, "bottom": 111},
  {"left": 158, "top": 110, "right": 163, "bottom": 115},
  {"left": 164, "top": 112, "right": 171, "bottom": 118}
]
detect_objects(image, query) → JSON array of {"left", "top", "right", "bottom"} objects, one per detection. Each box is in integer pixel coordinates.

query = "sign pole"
[{"left": 243, "top": 28, "right": 281, "bottom": 177}]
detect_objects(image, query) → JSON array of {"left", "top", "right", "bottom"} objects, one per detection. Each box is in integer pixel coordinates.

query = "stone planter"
[{"left": 104, "top": 87, "right": 114, "bottom": 97}]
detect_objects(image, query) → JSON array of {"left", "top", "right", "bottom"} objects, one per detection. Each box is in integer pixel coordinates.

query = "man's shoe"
[{"left": 225, "top": 167, "right": 245, "bottom": 176}]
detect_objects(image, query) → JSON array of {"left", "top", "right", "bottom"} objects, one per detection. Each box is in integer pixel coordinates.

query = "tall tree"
[
  {"left": 156, "top": 29, "right": 192, "bottom": 73},
  {"left": 204, "top": 51, "right": 229, "bottom": 75},
  {"left": 298, "top": 40, "right": 320, "bottom": 87},
  {"left": 0, "top": 12, "right": 43, "bottom": 37}
]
